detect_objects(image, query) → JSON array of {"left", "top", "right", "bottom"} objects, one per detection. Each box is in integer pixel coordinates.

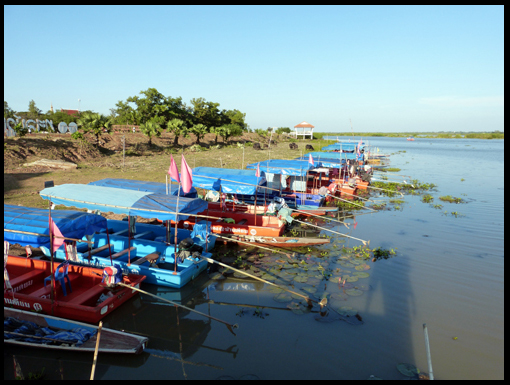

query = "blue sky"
[{"left": 4, "top": 5, "right": 504, "bottom": 132}]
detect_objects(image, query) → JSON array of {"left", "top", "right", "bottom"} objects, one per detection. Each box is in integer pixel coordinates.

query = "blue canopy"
[
  {"left": 192, "top": 167, "right": 266, "bottom": 194},
  {"left": 246, "top": 159, "right": 320, "bottom": 176},
  {"left": 88, "top": 178, "right": 198, "bottom": 198},
  {"left": 321, "top": 142, "right": 364, "bottom": 152},
  {"left": 4, "top": 204, "right": 106, "bottom": 249},
  {"left": 39, "top": 184, "right": 208, "bottom": 221}
]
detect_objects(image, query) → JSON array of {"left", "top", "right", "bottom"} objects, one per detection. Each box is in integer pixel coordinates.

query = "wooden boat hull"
[
  {"left": 4, "top": 308, "right": 148, "bottom": 354},
  {"left": 102, "top": 219, "right": 217, "bottom": 252},
  {"left": 47, "top": 235, "right": 210, "bottom": 289},
  {"left": 177, "top": 210, "right": 285, "bottom": 237},
  {"left": 226, "top": 235, "right": 330, "bottom": 248},
  {"left": 4, "top": 256, "right": 145, "bottom": 324},
  {"left": 207, "top": 200, "right": 331, "bottom": 217}
]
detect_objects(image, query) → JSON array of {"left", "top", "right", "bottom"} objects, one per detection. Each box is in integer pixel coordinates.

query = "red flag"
[
  {"left": 181, "top": 155, "right": 193, "bottom": 194},
  {"left": 308, "top": 154, "right": 315, "bottom": 166},
  {"left": 50, "top": 217, "right": 65, "bottom": 252},
  {"left": 168, "top": 155, "right": 180, "bottom": 183},
  {"left": 255, "top": 163, "right": 261, "bottom": 177}
]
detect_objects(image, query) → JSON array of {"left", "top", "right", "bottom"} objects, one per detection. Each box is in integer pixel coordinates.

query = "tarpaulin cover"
[
  {"left": 295, "top": 152, "right": 362, "bottom": 167},
  {"left": 89, "top": 178, "right": 198, "bottom": 198},
  {"left": 245, "top": 159, "right": 320, "bottom": 176},
  {"left": 192, "top": 167, "right": 266, "bottom": 194},
  {"left": 39, "top": 184, "right": 208, "bottom": 221},
  {"left": 4, "top": 204, "right": 106, "bottom": 249},
  {"left": 321, "top": 142, "right": 365, "bottom": 152}
]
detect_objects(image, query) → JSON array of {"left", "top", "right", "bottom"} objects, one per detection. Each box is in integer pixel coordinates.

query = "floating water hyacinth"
[
  {"left": 343, "top": 275, "right": 359, "bottom": 283},
  {"left": 345, "top": 289, "right": 364, "bottom": 296},
  {"left": 293, "top": 275, "right": 308, "bottom": 283},
  {"left": 302, "top": 286, "right": 317, "bottom": 294},
  {"left": 273, "top": 293, "right": 293, "bottom": 303},
  {"left": 337, "top": 306, "right": 358, "bottom": 317},
  {"left": 355, "top": 263, "right": 371, "bottom": 271},
  {"left": 353, "top": 271, "right": 370, "bottom": 278}
]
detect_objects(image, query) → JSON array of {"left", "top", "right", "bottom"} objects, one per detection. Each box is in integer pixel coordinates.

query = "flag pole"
[{"left": 174, "top": 183, "right": 181, "bottom": 275}]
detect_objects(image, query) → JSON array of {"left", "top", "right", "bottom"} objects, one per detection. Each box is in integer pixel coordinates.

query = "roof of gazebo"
[{"left": 294, "top": 121, "right": 314, "bottom": 128}]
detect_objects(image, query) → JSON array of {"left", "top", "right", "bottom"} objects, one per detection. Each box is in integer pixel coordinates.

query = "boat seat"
[
  {"left": 112, "top": 229, "right": 129, "bottom": 236},
  {"left": 131, "top": 252, "right": 161, "bottom": 266},
  {"left": 9, "top": 270, "right": 46, "bottom": 288},
  {"left": 44, "top": 261, "right": 72, "bottom": 296},
  {"left": 111, "top": 246, "right": 136, "bottom": 259},
  {"left": 89, "top": 244, "right": 113, "bottom": 256},
  {"left": 133, "top": 231, "right": 153, "bottom": 239},
  {"left": 67, "top": 284, "right": 106, "bottom": 305}
]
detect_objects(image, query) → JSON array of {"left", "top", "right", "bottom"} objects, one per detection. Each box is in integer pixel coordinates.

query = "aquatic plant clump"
[{"left": 439, "top": 195, "right": 465, "bottom": 204}]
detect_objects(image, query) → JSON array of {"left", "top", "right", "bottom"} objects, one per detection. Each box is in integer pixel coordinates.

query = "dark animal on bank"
[
  {"left": 253, "top": 142, "right": 261, "bottom": 150},
  {"left": 269, "top": 140, "right": 277, "bottom": 147},
  {"left": 305, "top": 144, "right": 314, "bottom": 151},
  {"left": 289, "top": 143, "right": 298, "bottom": 150}
]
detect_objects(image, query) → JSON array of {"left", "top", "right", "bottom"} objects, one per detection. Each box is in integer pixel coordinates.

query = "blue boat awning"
[
  {"left": 4, "top": 204, "right": 107, "bottom": 249},
  {"left": 246, "top": 159, "right": 319, "bottom": 176},
  {"left": 88, "top": 178, "right": 198, "bottom": 198},
  {"left": 321, "top": 142, "right": 364, "bottom": 152},
  {"left": 39, "top": 184, "right": 208, "bottom": 221},
  {"left": 192, "top": 167, "right": 266, "bottom": 194}
]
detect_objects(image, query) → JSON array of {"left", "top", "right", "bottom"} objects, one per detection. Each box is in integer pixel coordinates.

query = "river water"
[{"left": 4, "top": 138, "right": 504, "bottom": 380}]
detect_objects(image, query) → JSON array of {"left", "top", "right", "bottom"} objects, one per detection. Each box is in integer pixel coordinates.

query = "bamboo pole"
[
  {"left": 292, "top": 217, "right": 369, "bottom": 246},
  {"left": 116, "top": 282, "right": 238, "bottom": 335},
  {"left": 90, "top": 321, "right": 103, "bottom": 380}
]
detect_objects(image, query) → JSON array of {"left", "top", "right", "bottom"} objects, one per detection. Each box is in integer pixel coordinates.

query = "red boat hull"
[
  {"left": 175, "top": 210, "right": 285, "bottom": 237},
  {"left": 4, "top": 256, "right": 145, "bottom": 324}
]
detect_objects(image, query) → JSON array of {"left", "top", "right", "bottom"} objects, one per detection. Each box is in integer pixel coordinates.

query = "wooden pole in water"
[
  {"left": 90, "top": 321, "right": 103, "bottom": 380},
  {"left": 292, "top": 217, "right": 369, "bottom": 246},
  {"left": 116, "top": 282, "right": 238, "bottom": 335},
  {"left": 423, "top": 324, "right": 434, "bottom": 380}
]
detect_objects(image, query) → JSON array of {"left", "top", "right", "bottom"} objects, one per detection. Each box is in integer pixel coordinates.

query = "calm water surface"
[{"left": 4, "top": 138, "right": 504, "bottom": 380}]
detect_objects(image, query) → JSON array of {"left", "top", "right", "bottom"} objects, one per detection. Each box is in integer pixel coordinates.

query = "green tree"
[
  {"left": 139, "top": 116, "right": 164, "bottom": 146},
  {"left": 28, "top": 100, "right": 42, "bottom": 120},
  {"left": 190, "top": 98, "right": 221, "bottom": 128},
  {"left": 77, "top": 111, "right": 111, "bottom": 147},
  {"left": 12, "top": 121, "right": 28, "bottom": 137},
  {"left": 214, "top": 124, "right": 243, "bottom": 143},
  {"left": 167, "top": 118, "right": 189, "bottom": 146},
  {"left": 4, "top": 101, "right": 15, "bottom": 119},
  {"left": 189, "top": 123, "right": 208, "bottom": 145}
]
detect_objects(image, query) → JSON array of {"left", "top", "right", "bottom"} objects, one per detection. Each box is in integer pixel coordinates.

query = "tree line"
[{"left": 4, "top": 88, "right": 249, "bottom": 146}]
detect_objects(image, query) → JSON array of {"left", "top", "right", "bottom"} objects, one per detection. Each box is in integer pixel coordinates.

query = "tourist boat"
[
  {"left": 175, "top": 209, "right": 285, "bottom": 237},
  {"left": 4, "top": 308, "right": 148, "bottom": 354},
  {"left": 224, "top": 234, "right": 330, "bottom": 248},
  {"left": 407, "top": 136, "right": 415, "bottom": 141},
  {"left": 37, "top": 185, "right": 214, "bottom": 288},
  {"left": 4, "top": 255, "right": 145, "bottom": 324},
  {"left": 245, "top": 159, "right": 326, "bottom": 207},
  {"left": 100, "top": 218, "right": 217, "bottom": 252}
]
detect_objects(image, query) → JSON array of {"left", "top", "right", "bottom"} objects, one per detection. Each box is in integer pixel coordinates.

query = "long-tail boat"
[
  {"left": 4, "top": 307, "right": 148, "bottom": 354},
  {"left": 37, "top": 185, "right": 215, "bottom": 288},
  {"left": 4, "top": 255, "right": 145, "bottom": 324}
]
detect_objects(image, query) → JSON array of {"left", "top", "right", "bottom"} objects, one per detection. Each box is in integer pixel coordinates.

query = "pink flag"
[
  {"left": 309, "top": 154, "right": 314, "bottom": 166},
  {"left": 168, "top": 155, "right": 180, "bottom": 183},
  {"left": 255, "top": 163, "right": 261, "bottom": 177},
  {"left": 181, "top": 155, "right": 193, "bottom": 194},
  {"left": 357, "top": 138, "right": 362, "bottom": 156},
  {"left": 50, "top": 217, "right": 65, "bottom": 252}
]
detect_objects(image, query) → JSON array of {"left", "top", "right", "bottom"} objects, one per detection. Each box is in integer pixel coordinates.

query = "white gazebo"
[{"left": 293, "top": 121, "right": 314, "bottom": 139}]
